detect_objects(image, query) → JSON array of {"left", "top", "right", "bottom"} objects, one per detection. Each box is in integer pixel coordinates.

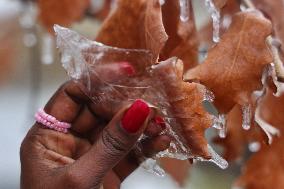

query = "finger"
[
  {"left": 44, "top": 81, "right": 89, "bottom": 123},
  {"left": 144, "top": 116, "right": 166, "bottom": 137},
  {"left": 141, "top": 135, "right": 171, "bottom": 157},
  {"left": 103, "top": 171, "right": 121, "bottom": 189},
  {"left": 71, "top": 106, "right": 101, "bottom": 134},
  {"left": 66, "top": 99, "right": 151, "bottom": 189}
]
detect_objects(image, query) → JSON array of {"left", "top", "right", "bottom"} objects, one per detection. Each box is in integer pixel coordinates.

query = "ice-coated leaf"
[
  {"left": 185, "top": 10, "right": 273, "bottom": 114},
  {"left": 154, "top": 59, "right": 213, "bottom": 158}
]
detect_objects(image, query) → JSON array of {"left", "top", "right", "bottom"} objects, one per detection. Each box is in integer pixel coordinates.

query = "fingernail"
[
  {"left": 154, "top": 116, "right": 166, "bottom": 129},
  {"left": 119, "top": 62, "right": 136, "bottom": 76},
  {"left": 121, "top": 99, "right": 150, "bottom": 133}
]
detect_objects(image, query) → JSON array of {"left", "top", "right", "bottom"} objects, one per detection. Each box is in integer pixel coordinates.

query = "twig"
[{"left": 242, "top": 0, "right": 284, "bottom": 81}]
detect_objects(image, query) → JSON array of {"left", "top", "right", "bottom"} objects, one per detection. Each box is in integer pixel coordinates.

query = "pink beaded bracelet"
[{"left": 35, "top": 109, "right": 71, "bottom": 133}]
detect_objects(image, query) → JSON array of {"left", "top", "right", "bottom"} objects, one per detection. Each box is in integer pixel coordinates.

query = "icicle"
[
  {"left": 212, "top": 114, "right": 227, "bottom": 138},
  {"left": 206, "top": 144, "right": 228, "bottom": 169},
  {"left": 255, "top": 106, "right": 280, "bottom": 145},
  {"left": 205, "top": 0, "right": 221, "bottom": 43},
  {"left": 41, "top": 33, "right": 54, "bottom": 65},
  {"left": 248, "top": 141, "right": 261, "bottom": 152},
  {"left": 179, "top": 0, "right": 190, "bottom": 22},
  {"left": 241, "top": 104, "right": 251, "bottom": 130}
]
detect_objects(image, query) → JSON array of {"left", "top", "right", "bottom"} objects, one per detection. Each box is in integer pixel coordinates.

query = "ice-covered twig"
[{"left": 254, "top": 106, "right": 280, "bottom": 145}]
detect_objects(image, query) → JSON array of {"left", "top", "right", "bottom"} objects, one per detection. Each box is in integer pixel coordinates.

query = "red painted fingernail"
[
  {"left": 154, "top": 116, "right": 166, "bottom": 129},
  {"left": 119, "top": 62, "right": 136, "bottom": 76},
  {"left": 121, "top": 99, "right": 150, "bottom": 133}
]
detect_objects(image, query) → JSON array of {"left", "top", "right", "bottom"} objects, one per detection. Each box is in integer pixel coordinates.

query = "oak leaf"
[
  {"left": 235, "top": 90, "right": 284, "bottom": 189},
  {"left": 96, "top": 0, "right": 199, "bottom": 69},
  {"left": 185, "top": 10, "right": 273, "bottom": 114},
  {"left": 153, "top": 58, "right": 213, "bottom": 158},
  {"left": 38, "top": 0, "right": 90, "bottom": 33}
]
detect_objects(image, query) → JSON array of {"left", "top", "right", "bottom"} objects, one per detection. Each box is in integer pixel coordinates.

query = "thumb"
[{"left": 66, "top": 99, "right": 151, "bottom": 189}]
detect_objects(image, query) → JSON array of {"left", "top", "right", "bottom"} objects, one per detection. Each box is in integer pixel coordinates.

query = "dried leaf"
[
  {"left": 96, "top": 0, "right": 199, "bottom": 68},
  {"left": 235, "top": 90, "right": 284, "bottom": 189},
  {"left": 160, "top": 0, "right": 199, "bottom": 71},
  {"left": 252, "top": 0, "right": 284, "bottom": 51},
  {"left": 38, "top": 0, "right": 90, "bottom": 33},
  {"left": 96, "top": 0, "right": 168, "bottom": 62},
  {"left": 154, "top": 58, "right": 213, "bottom": 158},
  {"left": 185, "top": 10, "right": 273, "bottom": 114},
  {"left": 160, "top": 158, "right": 190, "bottom": 186}
]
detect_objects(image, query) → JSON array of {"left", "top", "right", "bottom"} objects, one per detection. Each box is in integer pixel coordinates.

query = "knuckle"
[{"left": 101, "top": 129, "right": 129, "bottom": 156}]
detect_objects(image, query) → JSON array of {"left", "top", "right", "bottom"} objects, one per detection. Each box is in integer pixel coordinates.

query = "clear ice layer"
[
  {"left": 205, "top": 0, "right": 221, "bottom": 43},
  {"left": 54, "top": 25, "right": 229, "bottom": 172}
]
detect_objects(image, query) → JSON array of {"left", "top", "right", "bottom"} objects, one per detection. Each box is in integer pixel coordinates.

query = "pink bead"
[{"left": 34, "top": 108, "right": 71, "bottom": 134}]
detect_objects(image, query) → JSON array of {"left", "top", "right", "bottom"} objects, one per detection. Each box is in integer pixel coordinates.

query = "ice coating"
[
  {"left": 205, "top": 0, "right": 221, "bottom": 42},
  {"left": 54, "top": 25, "right": 229, "bottom": 170},
  {"left": 241, "top": 104, "right": 251, "bottom": 130},
  {"left": 179, "top": 0, "right": 190, "bottom": 22},
  {"left": 141, "top": 159, "right": 166, "bottom": 177},
  {"left": 213, "top": 114, "right": 227, "bottom": 138},
  {"left": 255, "top": 106, "right": 280, "bottom": 145}
]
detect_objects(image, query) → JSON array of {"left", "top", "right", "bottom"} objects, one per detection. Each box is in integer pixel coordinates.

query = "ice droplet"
[
  {"left": 205, "top": 0, "right": 221, "bottom": 43},
  {"left": 213, "top": 114, "right": 227, "bottom": 138},
  {"left": 141, "top": 159, "right": 166, "bottom": 177},
  {"left": 179, "top": 0, "right": 190, "bottom": 22},
  {"left": 241, "top": 104, "right": 251, "bottom": 130},
  {"left": 248, "top": 142, "right": 261, "bottom": 152}
]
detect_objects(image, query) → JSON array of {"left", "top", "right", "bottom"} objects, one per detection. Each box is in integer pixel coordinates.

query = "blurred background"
[{"left": 0, "top": 0, "right": 240, "bottom": 188}]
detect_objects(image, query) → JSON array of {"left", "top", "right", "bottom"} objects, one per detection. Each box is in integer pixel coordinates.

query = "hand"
[{"left": 20, "top": 64, "right": 171, "bottom": 189}]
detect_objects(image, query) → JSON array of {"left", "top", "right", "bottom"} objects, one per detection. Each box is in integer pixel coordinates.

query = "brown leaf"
[
  {"left": 154, "top": 58, "right": 213, "bottom": 158},
  {"left": 185, "top": 10, "right": 273, "bottom": 114},
  {"left": 95, "top": 0, "right": 168, "bottom": 63},
  {"left": 252, "top": 0, "right": 284, "bottom": 52},
  {"left": 235, "top": 90, "right": 284, "bottom": 189},
  {"left": 160, "top": 0, "right": 199, "bottom": 71},
  {"left": 160, "top": 158, "right": 190, "bottom": 186},
  {"left": 38, "top": 0, "right": 90, "bottom": 33},
  {"left": 96, "top": 0, "right": 199, "bottom": 68}
]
